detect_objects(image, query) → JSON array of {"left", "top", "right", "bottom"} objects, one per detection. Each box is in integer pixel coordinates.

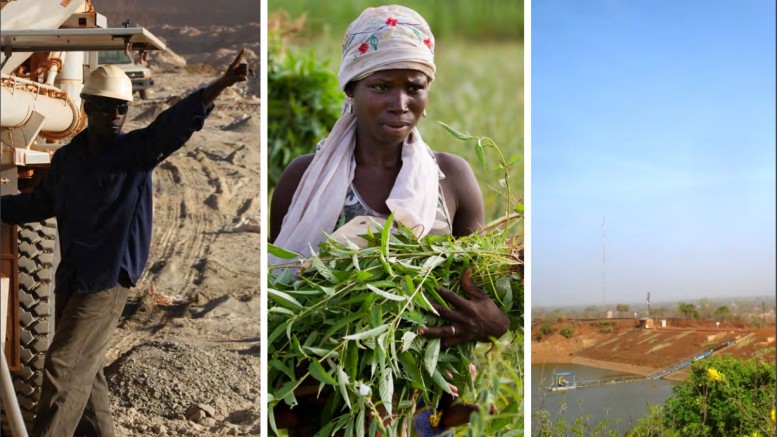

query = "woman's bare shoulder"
[
  {"left": 433, "top": 151, "right": 485, "bottom": 236},
  {"left": 434, "top": 151, "right": 472, "bottom": 173},
  {"left": 283, "top": 153, "right": 316, "bottom": 179}
]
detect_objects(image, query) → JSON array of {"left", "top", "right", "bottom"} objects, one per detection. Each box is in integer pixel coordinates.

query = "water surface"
[{"left": 531, "top": 363, "right": 678, "bottom": 432}]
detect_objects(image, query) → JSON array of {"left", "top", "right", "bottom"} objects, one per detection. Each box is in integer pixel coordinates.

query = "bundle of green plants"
[{"left": 268, "top": 214, "right": 522, "bottom": 436}]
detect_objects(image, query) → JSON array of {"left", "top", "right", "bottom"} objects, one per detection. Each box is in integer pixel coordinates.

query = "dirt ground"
[
  {"left": 101, "top": 64, "right": 261, "bottom": 436},
  {"left": 531, "top": 319, "right": 775, "bottom": 380}
]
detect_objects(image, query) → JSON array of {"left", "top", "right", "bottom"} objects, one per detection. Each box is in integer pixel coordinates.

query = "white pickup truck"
[{"left": 98, "top": 50, "right": 154, "bottom": 99}]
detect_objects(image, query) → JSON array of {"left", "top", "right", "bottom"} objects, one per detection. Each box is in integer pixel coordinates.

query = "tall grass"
[
  {"left": 269, "top": 0, "right": 523, "bottom": 41},
  {"left": 271, "top": 6, "right": 524, "bottom": 222}
]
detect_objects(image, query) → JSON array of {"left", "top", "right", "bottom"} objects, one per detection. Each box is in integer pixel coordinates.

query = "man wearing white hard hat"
[{"left": 0, "top": 49, "right": 253, "bottom": 436}]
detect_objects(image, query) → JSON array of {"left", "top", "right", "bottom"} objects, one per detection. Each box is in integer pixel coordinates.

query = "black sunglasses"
[{"left": 91, "top": 100, "right": 129, "bottom": 115}]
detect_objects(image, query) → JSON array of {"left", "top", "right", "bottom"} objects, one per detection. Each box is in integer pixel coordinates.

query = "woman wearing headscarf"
[{"left": 270, "top": 5, "right": 509, "bottom": 435}]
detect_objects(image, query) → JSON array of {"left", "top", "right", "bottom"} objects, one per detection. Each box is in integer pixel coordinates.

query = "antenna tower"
[
  {"left": 647, "top": 292, "right": 651, "bottom": 319},
  {"left": 601, "top": 216, "right": 607, "bottom": 306}
]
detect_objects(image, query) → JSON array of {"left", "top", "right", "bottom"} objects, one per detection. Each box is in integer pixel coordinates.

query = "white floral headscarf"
[{"left": 338, "top": 5, "right": 436, "bottom": 90}]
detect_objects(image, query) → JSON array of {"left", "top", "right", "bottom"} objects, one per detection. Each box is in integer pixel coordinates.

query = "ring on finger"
[{"left": 449, "top": 325, "right": 456, "bottom": 337}]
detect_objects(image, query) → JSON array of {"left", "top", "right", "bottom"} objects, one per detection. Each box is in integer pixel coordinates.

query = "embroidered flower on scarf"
[
  {"left": 423, "top": 38, "right": 433, "bottom": 50},
  {"left": 386, "top": 17, "right": 398, "bottom": 26},
  {"left": 358, "top": 43, "right": 369, "bottom": 54}
]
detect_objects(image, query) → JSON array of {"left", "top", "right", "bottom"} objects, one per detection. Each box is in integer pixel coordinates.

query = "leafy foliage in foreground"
[{"left": 268, "top": 218, "right": 523, "bottom": 436}]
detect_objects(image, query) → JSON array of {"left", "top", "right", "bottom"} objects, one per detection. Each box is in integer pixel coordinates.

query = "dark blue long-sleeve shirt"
[{"left": 1, "top": 89, "right": 213, "bottom": 294}]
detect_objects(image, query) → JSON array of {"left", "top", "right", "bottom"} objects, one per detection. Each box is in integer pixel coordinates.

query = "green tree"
[
  {"left": 678, "top": 303, "right": 699, "bottom": 319},
  {"left": 714, "top": 305, "right": 730, "bottom": 321},
  {"left": 616, "top": 304, "right": 630, "bottom": 316}
]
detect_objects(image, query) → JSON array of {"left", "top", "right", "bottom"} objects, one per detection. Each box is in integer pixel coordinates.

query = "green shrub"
[
  {"left": 559, "top": 324, "right": 575, "bottom": 339},
  {"left": 532, "top": 405, "right": 622, "bottom": 437},
  {"left": 627, "top": 405, "right": 680, "bottom": 437},
  {"left": 598, "top": 321, "right": 613, "bottom": 334},
  {"left": 661, "top": 356, "right": 775, "bottom": 436},
  {"left": 535, "top": 320, "right": 556, "bottom": 342},
  {"left": 750, "top": 317, "right": 765, "bottom": 328},
  {"left": 268, "top": 32, "right": 341, "bottom": 190},
  {"left": 539, "top": 320, "right": 556, "bottom": 335}
]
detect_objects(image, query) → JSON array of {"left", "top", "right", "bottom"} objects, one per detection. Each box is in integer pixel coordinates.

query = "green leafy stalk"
[{"left": 438, "top": 121, "right": 521, "bottom": 228}]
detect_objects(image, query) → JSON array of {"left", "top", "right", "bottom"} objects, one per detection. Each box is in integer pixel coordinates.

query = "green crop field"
[{"left": 269, "top": 0, "right": 523, "bottom": 40}]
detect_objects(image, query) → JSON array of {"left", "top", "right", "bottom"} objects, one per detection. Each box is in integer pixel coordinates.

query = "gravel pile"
[{"left": 106, "top": 340, "right": 259, "bottom": 420}]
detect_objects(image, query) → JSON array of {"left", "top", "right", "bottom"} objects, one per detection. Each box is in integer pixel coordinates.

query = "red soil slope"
[{"left": 532, "top": 319, "right": 774, "bottom": 376}]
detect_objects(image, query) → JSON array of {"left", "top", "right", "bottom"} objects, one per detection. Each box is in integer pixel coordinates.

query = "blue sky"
[{"left": 531, "top": 1, "right": 775, "bottom": 307}]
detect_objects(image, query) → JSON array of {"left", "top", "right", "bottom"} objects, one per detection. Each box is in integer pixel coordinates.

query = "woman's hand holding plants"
[{"left": 418, "top": 268, "right": 510, "bottom": 348}]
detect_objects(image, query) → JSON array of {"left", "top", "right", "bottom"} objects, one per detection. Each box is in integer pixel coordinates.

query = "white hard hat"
[{"left": 80, "top": 64, "right": 134, "bottom": 102}]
